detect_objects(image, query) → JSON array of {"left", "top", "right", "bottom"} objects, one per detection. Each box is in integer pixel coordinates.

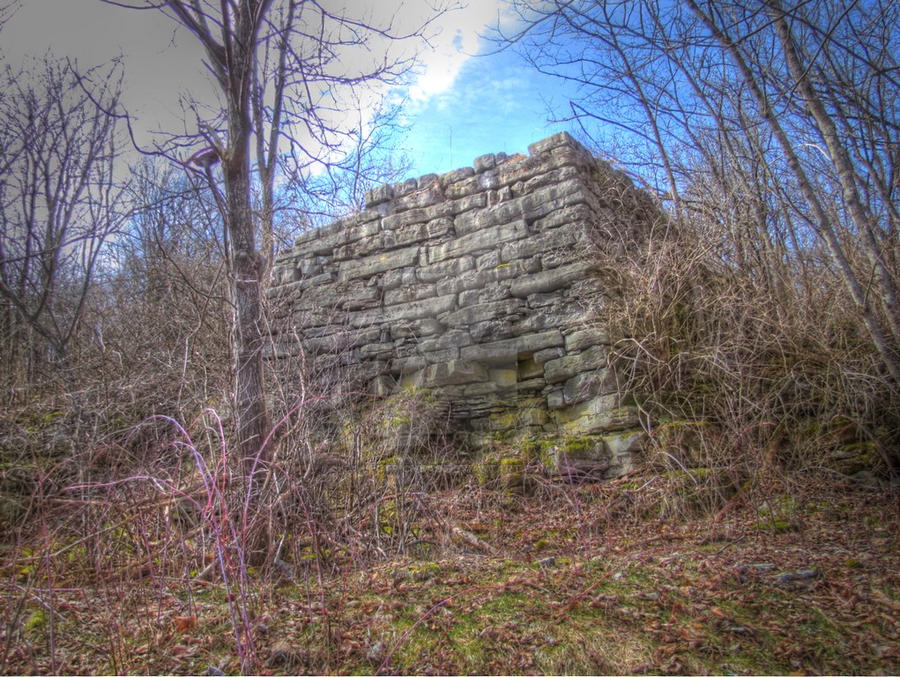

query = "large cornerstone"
[{"left": 269, "top": 133, "right": 653, "bottom": 478}]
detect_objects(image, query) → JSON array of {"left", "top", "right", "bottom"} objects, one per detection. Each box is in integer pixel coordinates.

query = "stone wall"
[{"left": 268, "top": 132, "right": 652, "bottom": 478}]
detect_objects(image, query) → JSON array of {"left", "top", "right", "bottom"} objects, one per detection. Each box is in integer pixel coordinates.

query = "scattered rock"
[
  {"left": 773, "top": 568, "right": 821, "bottom": 587},
  {"left": 736, "top": 562, "right": 776, "bottom": 574},
  {"left": 367, "top": 641, "right": 384, "bottom": 662},
  {"left": 267, "top": 640, "right": 305, "bottom": 669}
]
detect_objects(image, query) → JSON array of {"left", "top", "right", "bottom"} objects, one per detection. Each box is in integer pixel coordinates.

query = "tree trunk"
[
  {"left": 766, "top": 0, "right": 900, "bottom": 347},
  {"left": 223, "top": 91, "right": 271, "bottom": 480},
  {"left": 685, "top": 0, "right": 900, "bottom": 384}
]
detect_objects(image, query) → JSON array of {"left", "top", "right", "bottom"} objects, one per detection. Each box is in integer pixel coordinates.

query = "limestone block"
[
  {"left": 386, "top": 218, "right": 453, "bottom": 251},
  {"left": 541, "top": 246, "right": 582, "bottom": 270},
  {"left": 603, "top": 430, "right": 646, "bottom": 460},
  {"left": 382, "top": 207, "right": 428, "bottom": 231},
  {"left": 440, "top": 166, "right": 475, "bottom": 186},
  {"left": 299, "top": 271, "right": 333, "bottom": 289},
  {"left": 383, "top": 282, "right": 437, "bottom": 306},
  {"left": 291, "top": 307, "right": 342, "bottom": 328},
  {"left": 534, "top": 347, "right": 564, "bottom": 365},
  {"left": 469, "top": 318, "right": 516, "bottom": 342},
  {"left": 509, "top": 261, "right": 595, "bottom": 298},
  {"left": 555, "top": 395, "right": 639, "bottom": 434},
  {"left": 488, "top": 367, "right": 518, "bottom": 387},
  {"left": 517, "top": 179, "right": 586, "bottom": 221},
  {"left": 564, "top": 328, "right": 610, "bottom": 352},
  {"left": 293, "top": 227, "right": 321, "bottom": 246},
  {"left": 522, "top": 164, "right": 582, "bottom": 194},
  {"left": 390, "top": 355, "right": 427, "bottom": 375},
  {"left": 454, "top": 198, "right": 524, "bottom": 236},
  {"left": 415, "top": 359, "right": 489, "bottom": 387},
  {"left": 562, "top": 368, "right": 617, "bottom": 405},
  {"left": 424, "top": 348, "right": 459, "bottom": 364},
  {"left": 291, "top": 285, "right": 342, "bottom": 310},
  {"left": 477, "top": 171, "right": 499, "bottom": 191},
  {"left": 547, "top": 390, "right": 565, "bottom": 409},
  {"left": 441, "top": 299, "right": 524, "bottom": 328},
  {"left": 525, "top": 292, "right": 562, "bottom": 308},
  {"left": 443, "top": 175, "right": 480, "bottom": 199},
  {"left": 517, "top": 377, "right": 546, "bottom": 393},
  {"left": 395, "top": 184, "right": 444, "bottom": 211},
  {"left": 449, "top": 259, "right": 535, "bottom": 294},
  {"left": 417, "top": 255, "right": 475, "bottom": 283},
  {"left": 458, "top": 284, "right": 511, "bottom": 307},
  {"left": 389, "top": 318, "right": 443, "bottom": 339},
  {"left": 426, "top": 220, "right": 528, "bottom": 264},
  {"left": 500, "top": 224, "right": 578, "bottom": 263},
  {"left": 511, "top": 309, "right": 573, "bottom": 336},
  {"left": 381, "top": 294, "right": 457, "bottom": 324},
  {"left": 543, "top": 345, "right": 609, "bottom": 384},
  {"left": 495, "top": 185, "right": 514, "bottom": 204},
  {"left": 341, "top": 218, "right": 382, "bottom": 245},
  {"left": 517, "top": 356, "right": 544, "bottom": 380},
  {"left": 417, "top": 330, "right": 472, "bottom": 353},
  {"left": 451, "top": 380, "right": 507, "bottom": 397},
  {"left": 339, "top": 285, "right": 381, "bottom": 310},
  {"left": 380, "top": 266, "right": 413, "bottom": 291},
  {"left": 495, "top": 154, "right": 580, "bottom": 190},
  {"left": 447, "top": 192, "right": 487, "bottom": 216},
  {"left": 401, "top": 268, "right": 418, "bottom": 286},
  {"left": 348, "top": 294, "right": 455, "bottom": 328},
  {"left": 473, "top": 153, "right": 497, "bottom": 173},
  {"left": 533, "top": 203, "right": 595, "bottom": 232},
  {"left": 475, "top": 249, "right": 501, "bottom": 270},
  {"left": 394, "top": 177, "right": 418, "bottom": 198},
  {"left": 360, "top": 342, "right": 394, "bottom": 360},
  {"left": 527, "top": 131, "right": 579, "bottom": 155},
  {"left": 365, "top": 183, "right": 394, "bottom": 207},
  {"left": 459, "top": 330, "right": 563, "bottom": 364},
  {"left": 370, "top": 376, "right": 395, "bottom": 396},
  {"left": 338, "top": 244, "right": 421, "bottom": 282}
]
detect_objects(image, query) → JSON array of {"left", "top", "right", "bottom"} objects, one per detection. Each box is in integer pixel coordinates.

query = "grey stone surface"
[
  {"left": 338, "top": 245, "right": 420, "bottom": 281},
  {"left": 509, "top": 261, "right": 595, "bottom": 298},
  {"left": 269, "top": 133, "right": 656, "bottom": 472},
  {"left": 544, "top": 345, "right": 610, "bottom": 384},
  {"left": 426, "top": 220, "right": 528, "bottom": 263},
  {"left": 459, "top": 330, "right": 563, "bottom": 365}
]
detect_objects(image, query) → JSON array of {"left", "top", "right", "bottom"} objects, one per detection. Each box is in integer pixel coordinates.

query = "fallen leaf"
[{"left": 174, "top": 616, "right": 196, "bottom": 633}]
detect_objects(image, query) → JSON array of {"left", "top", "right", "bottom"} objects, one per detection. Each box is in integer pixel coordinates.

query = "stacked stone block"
[{"left": 268, "top": 132, "right": 650, "bottom": 477}]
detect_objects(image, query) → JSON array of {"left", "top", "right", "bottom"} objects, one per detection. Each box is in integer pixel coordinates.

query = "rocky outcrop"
[{"left": 268, "top": 132, "right": 654, "bottom": 477}]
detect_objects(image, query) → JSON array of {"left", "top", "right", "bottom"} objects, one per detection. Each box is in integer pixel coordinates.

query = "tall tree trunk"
[
  {"left": 686, "top": 0, "right": 900, "bottom": 384},
  {"left": 766, "top": 0, "right": 900, "bottom": 346},
  {"left": 219, "top": 2, "right": 272, "bottom": 479}
]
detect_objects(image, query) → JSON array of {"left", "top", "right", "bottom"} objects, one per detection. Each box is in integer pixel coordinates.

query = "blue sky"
[
  {"left": 401, "top": 47, "right": 574, "bottom": 176},
  {"left": 1, "top": 0, "right": 580, "bottom": 180}
]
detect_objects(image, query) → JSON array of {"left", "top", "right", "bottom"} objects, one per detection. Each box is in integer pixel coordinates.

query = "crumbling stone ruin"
[{"left": 269, "top": 132, "right": 654, "bottom": 479}]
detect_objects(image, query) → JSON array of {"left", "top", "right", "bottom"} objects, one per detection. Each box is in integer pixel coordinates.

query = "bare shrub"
[{"left": 590, "top": 191, "right": 899, "bottom": 505}]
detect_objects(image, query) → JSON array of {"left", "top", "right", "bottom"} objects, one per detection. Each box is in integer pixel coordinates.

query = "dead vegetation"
[{"left": 1, "top": 468, "right": 898, "bottom": 675}]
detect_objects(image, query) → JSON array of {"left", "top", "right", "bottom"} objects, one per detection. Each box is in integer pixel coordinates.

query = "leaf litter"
[{"left": 2, "top": 474, "right": 899, "bottom": 674}]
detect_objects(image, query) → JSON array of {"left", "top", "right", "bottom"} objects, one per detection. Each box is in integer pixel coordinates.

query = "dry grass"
[{"left": 2, "top": 470, "right": 898, "bottom": 675}]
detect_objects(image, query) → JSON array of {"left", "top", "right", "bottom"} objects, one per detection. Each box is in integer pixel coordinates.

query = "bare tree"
[
  {"left": 0, "top": 57, "right": 127, "bottom": 388},
  {"left": 503, "top": 0, "right": 900, "bottom": 383},
  {"left": 0, "top": 1, "right": 18, "bottom": 31},
  {"left": 102, "top": 0, "right": 442, "bottom": 479}
]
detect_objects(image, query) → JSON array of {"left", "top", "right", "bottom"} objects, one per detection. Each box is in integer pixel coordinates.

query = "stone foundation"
[{"left": 268, "top": 132, "right": 654, "bottom": 478}]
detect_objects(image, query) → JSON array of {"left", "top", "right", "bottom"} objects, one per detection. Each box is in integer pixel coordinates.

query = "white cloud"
[
  {"left": 405, "top": 0, "right": 508, "bottom": 103},
  {"left": 1, "top": 0, "right": 514, "bottom": 167}
]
